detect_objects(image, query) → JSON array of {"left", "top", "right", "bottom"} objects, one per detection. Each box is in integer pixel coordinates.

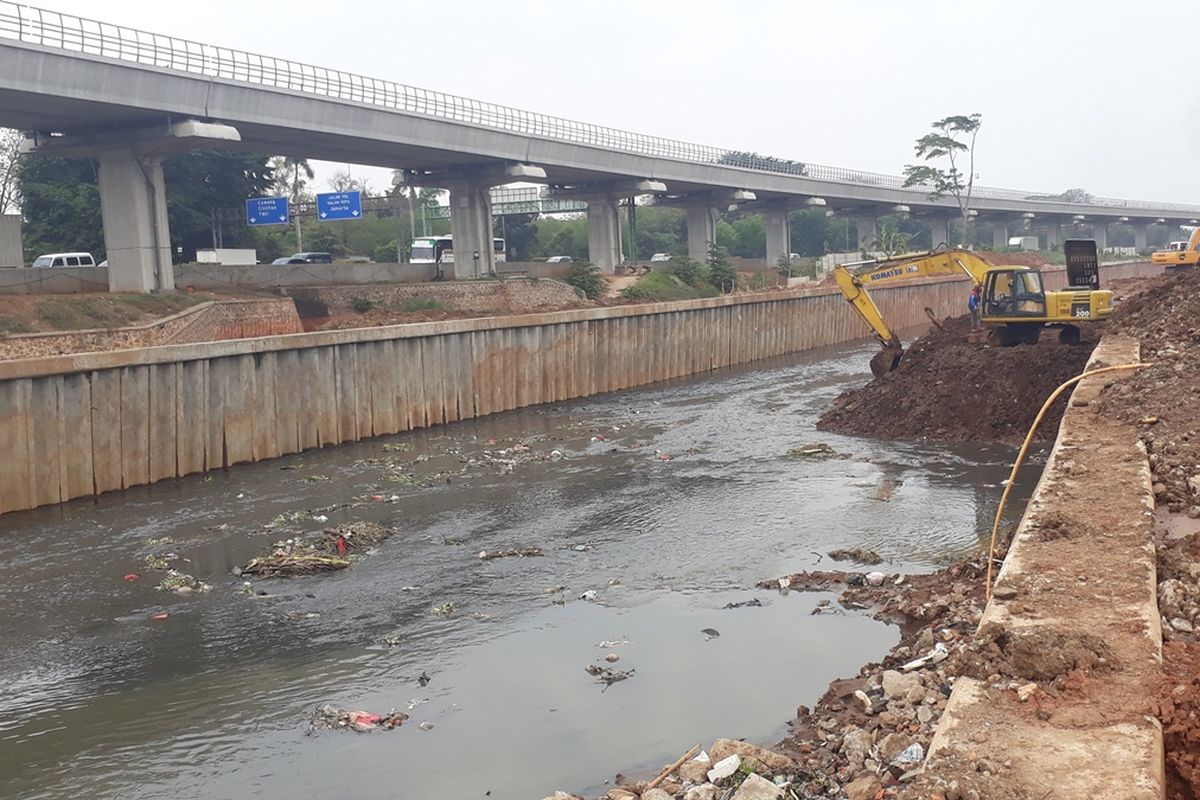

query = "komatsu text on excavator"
[{"left": 834, "top": 241, "right": 1112, "bottom": 377}]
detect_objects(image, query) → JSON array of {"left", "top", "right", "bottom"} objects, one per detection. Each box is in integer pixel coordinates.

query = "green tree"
[
  {"left": 902, "top": 113, "right": 982, "bottom": 244},
  {"left": 19, "top": 156, "right": 103, "bottom": 261},
  {"left": 727, "top": 215, "right": 765, "bottom": 258},
  {"left": 630, "top": 206, "right": 685, "bottom": 259},
  {"left": 0, "top": 128, "right": 23, "bottom": 214},
  {"left": 162, "top": 151, "right": 274, "bottom": 261},
  {"left": 563, "top": 261, "right": 605, "bottom": 299},
  {"left": 667, "top": 254, "right": 707, "bottom": 287},
  {"left": 497, "top": 213, "right": 538, "bottom": 261},
  {"left": 706, "top": 243, "right": 736, "bottom": 293},
  {"left": 869, "top": 219, "right": 913, "bottom": 259}
]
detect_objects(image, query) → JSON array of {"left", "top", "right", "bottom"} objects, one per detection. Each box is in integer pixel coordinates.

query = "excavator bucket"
[{"left": 869, "top": 338, "right": 905, "bottom": 378}]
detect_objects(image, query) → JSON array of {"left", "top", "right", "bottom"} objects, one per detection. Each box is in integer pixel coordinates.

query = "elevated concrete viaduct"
[{"left": 0, "top": 2, "right": 1197, "bottom": 290}]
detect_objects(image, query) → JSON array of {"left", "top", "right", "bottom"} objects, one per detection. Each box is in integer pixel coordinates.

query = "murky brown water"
[{"left": 0, "top": 339, "right": 1037, "bottom": 800}]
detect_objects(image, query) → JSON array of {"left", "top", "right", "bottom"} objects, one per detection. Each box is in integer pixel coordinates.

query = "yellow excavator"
[
  {"left": 833, "top": 242, "right": 1113, "bottom": 377},
  {"left": 1151, "top": 227, "right": 1200, "bottom": 270}
]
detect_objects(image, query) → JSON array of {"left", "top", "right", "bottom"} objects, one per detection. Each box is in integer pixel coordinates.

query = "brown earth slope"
[
  {"left": 1096, "top": 268, "right": 1200, "bottom": 800},
  {"left": 817, "top": 316, "right": 1102, "bottom": 444}
]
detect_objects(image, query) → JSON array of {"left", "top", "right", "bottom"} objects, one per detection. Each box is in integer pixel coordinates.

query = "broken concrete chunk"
[
  {"left": 683, "top": 785, "right": 719, "bottom": 800},
  {"left": 708, "top": 738, "right": 797, "bottom": 773},
  {"left": 844, "top": 774, "right": 883, "bottom": 800},
  {"left": 730, "top": 773, "right": 783, "bottom": 800},
  {"left": 881, "top": 669, "right": 922, "bottom": 700}
]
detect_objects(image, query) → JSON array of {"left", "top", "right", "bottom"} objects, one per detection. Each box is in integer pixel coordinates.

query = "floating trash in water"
[
  {"left": 308, "top": 704, "right": 407, "bottom": 734},
  {"left": 578, "top": 590, "right": 598, "bottom": 601},
  {"left": 418, "top": 721, "right": 434, "bottom": 731},
  {"left": 417, "top": 671, "right": 431, "bottom": 687},
  {"left": 585, "top": 664, "right": 635, "bottom": 687},
  {"left": 478, "top": 547, "right": 543, "bottom": 560},
  {"left": 701, "top": 628, "right": 721, "bottom": 640},
  {"left": 722, "top": 598, "right": 763, "bottom": 609}
]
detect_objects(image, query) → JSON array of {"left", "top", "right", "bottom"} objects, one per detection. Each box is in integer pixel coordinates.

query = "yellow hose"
[{"left": 985, "top": 362, "right": 1150, "bottom": 602}]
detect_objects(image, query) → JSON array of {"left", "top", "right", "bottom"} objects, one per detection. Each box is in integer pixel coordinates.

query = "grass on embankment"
[{"left": 621, "top": 271, "right": 720, "bottom": 302}]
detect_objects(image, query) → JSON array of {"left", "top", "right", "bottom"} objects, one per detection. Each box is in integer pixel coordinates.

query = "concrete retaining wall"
[
  {"left": 0, "top": 261, "right": 1165, "bottom": 516},
  {"left": 0, "top": 266, "right": 109, "bottom": 294}
]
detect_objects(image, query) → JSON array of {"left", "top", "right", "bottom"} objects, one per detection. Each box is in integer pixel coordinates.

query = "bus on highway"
[{"left": 410, "top": 235, "right": 506, "bottom": 264}]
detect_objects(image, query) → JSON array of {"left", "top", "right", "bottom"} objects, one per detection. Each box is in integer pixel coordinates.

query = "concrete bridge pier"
[
  {"left": 763, "top": 206, "right": 791, "bottom": 268},
  {"left": 1134, "top": 223, "right": 1149, "bottom": 251},
  {"left": 685, "top": 205, "right": 716, "bottom": 262},
  {"left": 585, "top": 195, "right": 624, "bottom": 273},
  {"left": 992, "top": 219, "right": 1009, "bottom": 249},
  {"left": 97, "top": 146, "right": 174, "bottom": 293},
  {"left": 854, "top": 216, "right": 876, "bottom": 250},
  {"left": 1044, "top": 219, "right": 1062, "bottom": 249},
  {"left": 929, "top": 215, "right": 951, "bottom": 249},
  {"left": 445, "top": 180, "right": 495, "bottom": 279},
  {"left": 1092, "top": 220, "right": 1108, "bottom": 250}
]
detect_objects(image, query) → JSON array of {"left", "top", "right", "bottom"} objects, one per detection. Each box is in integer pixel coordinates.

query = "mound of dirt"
[
  {"left": 817, "top": 316, "right": 1101, "bottom": 443},
  {"left": 1098, "top": 268, "right": 1200, "bottom": 509}
]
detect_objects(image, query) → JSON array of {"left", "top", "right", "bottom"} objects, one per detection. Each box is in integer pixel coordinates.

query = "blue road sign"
[
  {"left": 316, "top": 191, "right": 363, "bottom": 221},
  {"left": 246, "top": 196, "right": 289, "bottom": 226}
]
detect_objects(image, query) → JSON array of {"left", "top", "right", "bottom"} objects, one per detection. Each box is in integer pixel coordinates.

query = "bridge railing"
[{"left": 2, "top": 1, "right": 1198, "bottom": 216}]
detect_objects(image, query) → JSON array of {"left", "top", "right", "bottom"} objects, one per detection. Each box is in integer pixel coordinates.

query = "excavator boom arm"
[{"left": 832, "top": 249, "right": 992, "bottom": 377}]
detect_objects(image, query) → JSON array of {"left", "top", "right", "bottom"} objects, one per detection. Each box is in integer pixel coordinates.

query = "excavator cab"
[{"left": 982, "top": 269, "right": 1047, "bottom": 319}]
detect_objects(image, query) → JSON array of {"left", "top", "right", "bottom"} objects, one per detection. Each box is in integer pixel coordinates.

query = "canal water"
[{"left": 0, "top": 339, "right": 1036, "bottom": 800}]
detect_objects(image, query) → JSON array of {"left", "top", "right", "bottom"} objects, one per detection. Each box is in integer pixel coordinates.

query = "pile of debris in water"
[
  {"left": 308, "top": 704, "right": 409, "bottom": 734},
  {"left": 241, "top": 521, "right": 396, "bottom": 578}
]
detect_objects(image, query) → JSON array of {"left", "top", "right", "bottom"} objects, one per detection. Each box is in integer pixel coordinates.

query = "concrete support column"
[
  {"left": 0, "top": 214, "right": 22, "bottom": 267},
  {"left": 854, "top": 217, "right": 876, "bottom": 250},
  {"left": 685, "top": 205, "right": 717, "bottom": 261},
  {"left": 585, "top": 195, "right": 623, "bottom": 273},
  {"left": 1044, "top": 220, "right": 1062, "bottom": 249},
  {"left": 929, "top": 217, "right": 950, "bottom": 249},
  {"left": 97, "top": 146, "right": 174, "bottom": 292},
  {"left": 446, "top": 181, "right": 494, "bottom": 279},
  {"left": 764, "top": 208, "right": 791, "bottom": 269},
  {"left": 1134, "top": 224, "right": 1148, "bottom": 251},
  {"left": 992, "top": 220, "right": 1009, "bottom": 249},
  {"left": 1092, "top": 222, "right": 1108, "bottom": 251}
]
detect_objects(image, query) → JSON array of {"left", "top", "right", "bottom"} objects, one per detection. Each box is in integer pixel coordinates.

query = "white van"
[{"left": 32, "top": 252, "right": 97, "bottom": 268}]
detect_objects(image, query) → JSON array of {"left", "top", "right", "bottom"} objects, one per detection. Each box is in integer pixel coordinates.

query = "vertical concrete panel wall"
[{"left": 0, "top": 263, "right": 1164, "bottom": 516}]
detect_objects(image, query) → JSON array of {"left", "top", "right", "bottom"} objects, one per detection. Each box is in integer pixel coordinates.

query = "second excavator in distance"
[{"left": 833, "top": 240, "right": 1111, "bottom": 377}]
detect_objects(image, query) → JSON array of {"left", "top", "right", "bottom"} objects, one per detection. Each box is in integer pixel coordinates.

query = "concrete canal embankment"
[{"left": 0, "top": 262, "right": 1162, "bottom": 517}]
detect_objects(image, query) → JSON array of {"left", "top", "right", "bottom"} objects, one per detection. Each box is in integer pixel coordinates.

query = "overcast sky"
[{"left": 42, "top": 0, "right": 1200, "bottom": 204}]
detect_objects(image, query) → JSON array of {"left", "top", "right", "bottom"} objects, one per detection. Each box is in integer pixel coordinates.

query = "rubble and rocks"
[
  {"left": 241, "top": 521, "right": 395, "bottom": 577},
  {"left": 818, "top": 316, "right": 1102, "bottom": 443},
  {"left": 578, "top": 547, "right": 999, "bottom": 800}
]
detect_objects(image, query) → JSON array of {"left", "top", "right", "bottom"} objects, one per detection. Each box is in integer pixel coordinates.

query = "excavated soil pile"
[
  {"left": 1090, "top": 268, "right": 1200, "bottom": 800},
  {"left": 1100, "top": 268, "right": 1200, "bottom": 509},
  {"left": 818, "top": 316, "right": 1101, "bottom": 443}
]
